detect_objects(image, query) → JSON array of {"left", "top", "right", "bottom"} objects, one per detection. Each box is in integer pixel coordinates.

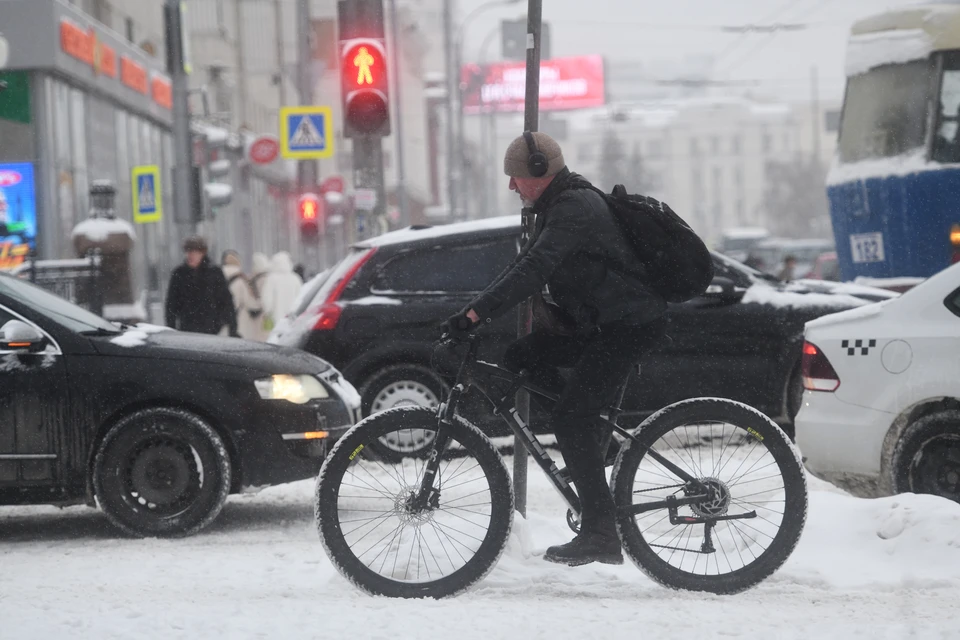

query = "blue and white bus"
[{"left": 830, "top": 2, "right": 960, "bottom": 279}]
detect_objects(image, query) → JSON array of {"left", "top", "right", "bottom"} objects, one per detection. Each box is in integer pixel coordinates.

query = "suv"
[{"left": 272, "top": 216, "right": 896, "bottom": 458}]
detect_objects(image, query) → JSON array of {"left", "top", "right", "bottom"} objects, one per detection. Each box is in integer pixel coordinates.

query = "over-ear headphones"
[{"left": 523, "top": 131, "right": 548, "bottom": 178}]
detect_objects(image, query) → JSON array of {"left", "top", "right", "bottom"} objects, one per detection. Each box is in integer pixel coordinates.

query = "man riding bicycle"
[{"left": 445, "top": 131, "right": 667, "bottom": 566}]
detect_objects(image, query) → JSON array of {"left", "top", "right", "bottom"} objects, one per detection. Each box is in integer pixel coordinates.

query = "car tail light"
[
  {"left": 313, "top": 303, "right": 343, "bottom": 331},
  {"left": 326, "top": 248, "right": 377, "bottom": 304},
  {"left": 801, "top": 341, "right": 840, "bottom": 392}
]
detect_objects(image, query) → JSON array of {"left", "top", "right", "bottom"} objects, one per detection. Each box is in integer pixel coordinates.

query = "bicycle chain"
[{"left": 633, "top": 483, "right": 686, "bottom": 494}]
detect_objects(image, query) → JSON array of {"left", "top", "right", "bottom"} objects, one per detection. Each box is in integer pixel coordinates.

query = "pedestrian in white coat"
[
  {"left": 261, "top": 251, "right": 303, "bottom": 333},
  {"left": 221, "top": 250, "right": 262, "bottom": 339},
  {"left": 246, "top": 252, "right": 272, "bottom": 341}
]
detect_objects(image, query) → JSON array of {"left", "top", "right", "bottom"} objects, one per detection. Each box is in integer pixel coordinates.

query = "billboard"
[
  {"left": 461, "top": 55, "right": 605, "bottom": 115},
  {"left": 0, "top": 162, "right": 37, "bottom": 271}
]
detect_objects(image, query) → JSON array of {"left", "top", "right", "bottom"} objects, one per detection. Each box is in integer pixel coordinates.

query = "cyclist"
[{"left": 445, "top": 131, "right": 667, "bottom": 566}]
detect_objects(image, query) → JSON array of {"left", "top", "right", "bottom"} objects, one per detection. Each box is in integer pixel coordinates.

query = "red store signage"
[
  {"left": 461, "top": 55, "right": 606, "bottom": 115},
  {"left": 151, "top": 75, "right": 172, "bottom": 109},
  {"left": 121, "top": 56, "right": 149, "bottom": 95}
]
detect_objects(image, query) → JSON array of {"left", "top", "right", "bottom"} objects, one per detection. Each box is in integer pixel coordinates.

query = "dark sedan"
[
  {"left": 271, "top": 216, "right": 896, "bottom": 459},
  {"left": 0, "top": 273, "right": 360, "bottom": 537}
]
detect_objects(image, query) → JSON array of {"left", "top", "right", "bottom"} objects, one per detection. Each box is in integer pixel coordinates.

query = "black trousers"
[{"left": 503, "top": 319, "right": 666, "bottom": 532}]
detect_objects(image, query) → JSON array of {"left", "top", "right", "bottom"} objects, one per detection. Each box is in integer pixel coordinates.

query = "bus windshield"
[{"left": 838, "top": 60, "right": 931, "bottom": 164}]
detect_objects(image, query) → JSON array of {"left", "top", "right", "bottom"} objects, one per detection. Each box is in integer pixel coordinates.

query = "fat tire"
[
  {"left": 316, "top": 406, "right": 513, "bottom": 598},
  {"left": 93, "top": 408, "right": 232, "bottom": 538},
  {"left": 359, "top": 365, "right": 447, "bottom": 462},
  {"left": 611, "top": 398, "right": 807, "bottom": 594},
  {"left": 892, "top": 410, "right": 960, "bottom": 502}
]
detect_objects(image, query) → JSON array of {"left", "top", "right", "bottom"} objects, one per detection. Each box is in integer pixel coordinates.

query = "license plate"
[{"left": 850, "top": 232, "right": 885, "bottom": 264}]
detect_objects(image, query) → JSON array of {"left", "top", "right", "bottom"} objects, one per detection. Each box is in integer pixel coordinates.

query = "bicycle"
[{"left": 315, "top": 334, "right": 808, "bottom": 598}]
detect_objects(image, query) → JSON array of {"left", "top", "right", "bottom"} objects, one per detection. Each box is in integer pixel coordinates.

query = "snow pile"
[
  {"left": 826, "top": 148, "right": 931, "bottom": 186},
  {"left": 854, "top": 276, "right": 926, "bottom": 290},
  {"left": 845, "top": 28, "right": 933, "bottom": 78},
  {"left": 743, "top": 283, "right": 876, "bottom": 310},
  {"left": 348, "top": 295, "right": 402, "bottom": 306},
  {"left": 366, "top": 215, "right": 520, "bottom": 247},
  {"left": 108, "top": 324, "right": 171, "bottom": 348},
  {"left": 71, "top": 217, "right": 136, "bottom": 242},
  {"left": 204, "top": 183, "right": 232, "bottom": 202}
]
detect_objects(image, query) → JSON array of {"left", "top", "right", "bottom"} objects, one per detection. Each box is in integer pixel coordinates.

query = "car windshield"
[{"left": 0, "top": 274, "right": 120, "bottom": 334}]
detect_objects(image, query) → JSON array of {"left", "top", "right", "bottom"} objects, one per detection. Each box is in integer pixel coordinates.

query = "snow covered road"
[{"left": 2, "top": 460, "right": 959, "bottom": 639}]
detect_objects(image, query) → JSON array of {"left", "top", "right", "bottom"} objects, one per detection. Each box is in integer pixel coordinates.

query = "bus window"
[
  {"left": 838, "top": 60, "right": 931, "bottom": 163},
  {"left": 933, "top": 54, "right": 960, "bottom": 163}
]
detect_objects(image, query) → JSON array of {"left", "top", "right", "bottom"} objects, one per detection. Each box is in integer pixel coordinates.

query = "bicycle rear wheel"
[
  {"left": 316, "top": 406, "right": 514, "bottom": 598},
  {"left": 611, "top": 398, "right": 807, "bottom": 594}
]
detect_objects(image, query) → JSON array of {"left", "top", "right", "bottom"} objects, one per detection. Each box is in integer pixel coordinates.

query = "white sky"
[{"left": 458, "top": 0, "right": 912, "bottom": 103}]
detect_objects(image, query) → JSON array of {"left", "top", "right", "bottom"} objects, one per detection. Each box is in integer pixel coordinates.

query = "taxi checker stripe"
[{"left": 841, "top": 339, "right": 877, "bottom": 356}]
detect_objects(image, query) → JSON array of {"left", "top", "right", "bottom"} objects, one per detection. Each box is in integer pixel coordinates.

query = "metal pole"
[
  {"left": 387, "top": 0, "right": 409, "bottom": 227},
  {"left": 166, "top": 0, "right": 195, "bottom": 231},
  {"left": 810, "top": 65, "right": 820, "bottom": 165},
  {"left": 274, "top": 0, "right": 287, "bottom": 107},
  {"left": 514, "top": 0, "right": 541, "bottom": 519},
  {"left": 296, "top": 0, "right": 318, "bottom": 193},
  {"left": 234, "top": 0, "right": 247, "bottom": 128},
  {"left": 443, "top": 0, "right": 458, "bottom": 220}
]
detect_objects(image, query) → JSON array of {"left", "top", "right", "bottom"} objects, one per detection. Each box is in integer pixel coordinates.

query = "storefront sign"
[
  {"left": 0, "top": 163, "right": 37, "bottom": 271},
  {"left": 121, "top": 56, "right": 148, "bottom": 95},
  {"left": 60, "top": 19, "right": 117, "bottom": 78},
  {"left": 151, "top": 75, "right": 172, "bottom": 110},
  {"left": 460, "top": 55, "right": 606, "bottom": 114}
]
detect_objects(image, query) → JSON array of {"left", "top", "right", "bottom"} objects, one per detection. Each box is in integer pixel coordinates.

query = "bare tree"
[{"left": 762, "top": 155, "right": 831, "bottom": 238}]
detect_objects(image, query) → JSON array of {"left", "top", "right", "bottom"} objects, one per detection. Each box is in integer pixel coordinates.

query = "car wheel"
[
  {"left": 893, "top": 410, "right": 960, "bottom": 504},
  {"left": 93, "top": 408, "right": 232, "bottom": 537},
  {"left": 359, "top": 364, "right": 445, "bottom": 462}
]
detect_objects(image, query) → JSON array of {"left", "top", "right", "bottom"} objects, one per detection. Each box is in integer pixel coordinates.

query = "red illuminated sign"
[
  {"left": 151, "top": 75, "right": 172, "bottom": 109},
  {"left": 121, "top": 56, "right": 149, "bottom": 94},
  {"left": 0, "top": 171, "right": 22, "bottom": 187},
  {"left": 248, "top": 136, "right": 280, "bottom": 165},
  {"left": 341, "top": 40, "right": 386, "bottom": 91},
  {"left": 60, "top": 19, "right": 118, "bottom": 78},
  {"left": 461, "top": 55, "right": 606, "bottom": 115}
]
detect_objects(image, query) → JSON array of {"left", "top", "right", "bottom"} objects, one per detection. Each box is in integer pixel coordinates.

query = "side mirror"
[
  {"left": 703, "top": 277, "right": 738, "bottom": 301},
  {"left": 0, "top": 320, "right": 46, "bottom": 352}
]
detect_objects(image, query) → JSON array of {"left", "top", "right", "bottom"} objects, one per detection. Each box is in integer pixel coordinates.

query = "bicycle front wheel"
[
  {"left": 611, "top": 398, "right": 807, "bottom": 594},
  {"left": 316, "top": 406, "right": 514, "bottom": 598}
]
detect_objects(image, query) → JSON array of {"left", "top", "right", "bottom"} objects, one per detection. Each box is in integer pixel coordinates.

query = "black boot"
[{"left": 543, "top": 526, "right": 624, "bottom": 567}]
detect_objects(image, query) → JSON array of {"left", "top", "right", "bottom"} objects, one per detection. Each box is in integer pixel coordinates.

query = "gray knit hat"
[{"left": 503, "top": 132, "right": 565, "bottom": 178}]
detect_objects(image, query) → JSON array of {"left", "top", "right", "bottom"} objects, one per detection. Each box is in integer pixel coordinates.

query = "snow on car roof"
[{"left": 358, "top": 215, "right": 520, "bottom": 248}]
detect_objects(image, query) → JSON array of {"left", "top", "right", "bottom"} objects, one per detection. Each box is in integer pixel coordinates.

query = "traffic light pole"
[
  {"left": 352, "top": 135, "right": 387, "bottom": 239},
  {"left": 513, "top": 0, "right": 542, "bottom": 519},
  {"left": 297, "top": 0, "right": 322, "bottom": 271},
  {"left": 164, "top": 0, "right": 195, "bottom": 230}
]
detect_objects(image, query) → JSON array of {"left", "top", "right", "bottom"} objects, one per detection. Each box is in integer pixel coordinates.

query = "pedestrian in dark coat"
[{"left": 165, "top": 236, "right": 238, "bottom": 335}]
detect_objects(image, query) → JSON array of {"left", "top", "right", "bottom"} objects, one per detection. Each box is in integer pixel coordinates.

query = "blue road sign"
[
  {"left": 131, "top": 165, "right": 162, "bottom": 223},
  {"left": 280, "top": 106, "right": 335, "bottom": 159}
]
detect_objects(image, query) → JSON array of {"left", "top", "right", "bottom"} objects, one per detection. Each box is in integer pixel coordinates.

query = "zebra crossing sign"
[
  {"left": 131, "top": 165, "right": 162, "bottom": 223},
  {"left": 280, "top": 106, "right": 335, "bottom": 159}
]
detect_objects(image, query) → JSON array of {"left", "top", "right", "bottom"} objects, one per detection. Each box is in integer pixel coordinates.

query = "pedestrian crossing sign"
[
  {"left": 131, "top": 165, "right": 162, "bottom": 223},
  {"left": 280, "top": 106, "right": 335, "bottom": 159}
]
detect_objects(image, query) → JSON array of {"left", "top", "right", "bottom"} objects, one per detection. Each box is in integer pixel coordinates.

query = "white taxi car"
[{"left": 795, "top": 262, "right": 960, "bottom": 503}]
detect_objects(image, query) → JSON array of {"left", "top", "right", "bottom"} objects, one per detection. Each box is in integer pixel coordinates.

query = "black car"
[
  {"left": 272, "top": 216, "right": 895, "bottom": 458},
  {"left": 0, "top": 273, "right": 360, "bottom": 537}
]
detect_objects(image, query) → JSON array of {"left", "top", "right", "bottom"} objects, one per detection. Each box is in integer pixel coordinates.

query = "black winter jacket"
[
  {"left": 469, "top": 169, "right": 666, "bottom": 332},
  {"left": 165, "top": 257, "right": 237, "bottom": 335}
]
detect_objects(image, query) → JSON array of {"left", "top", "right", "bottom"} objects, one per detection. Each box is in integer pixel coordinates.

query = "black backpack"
[{"left": 594, "top": 184, "right": 714, "bottom": 303}]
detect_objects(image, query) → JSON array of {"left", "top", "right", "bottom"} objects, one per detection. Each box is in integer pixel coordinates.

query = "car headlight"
[{"left": 254, "top": 374, "right": 329, "bottom": 404}]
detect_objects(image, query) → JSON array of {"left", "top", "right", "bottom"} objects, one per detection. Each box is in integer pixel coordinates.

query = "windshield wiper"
[{"left": 79, "top": 327, "right": 123, "bottom": 336}]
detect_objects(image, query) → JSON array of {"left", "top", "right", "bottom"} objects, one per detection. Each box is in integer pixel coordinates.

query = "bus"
[{"left": 830, "top": 2, "right": 960, "bottom": 280}]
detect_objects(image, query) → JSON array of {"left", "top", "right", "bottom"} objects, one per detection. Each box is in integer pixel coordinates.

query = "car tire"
[
  {"left": 359, "top": 364, "right": 446, "bottom": 462},
  {"left": 892, "top": 410, "right": 960, "bottom": 504},
  {"left": 93, "top": 408, "right": 232, "bottom": 538}
]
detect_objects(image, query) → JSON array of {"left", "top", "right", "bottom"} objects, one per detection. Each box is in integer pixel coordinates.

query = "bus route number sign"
[{"left": 850, "top": 232, "right": 885, "bottom": 264}]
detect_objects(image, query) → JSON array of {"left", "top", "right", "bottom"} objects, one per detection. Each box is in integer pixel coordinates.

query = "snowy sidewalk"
[{"left": 2, "top": 461, "right": 959, "bottom": 639}]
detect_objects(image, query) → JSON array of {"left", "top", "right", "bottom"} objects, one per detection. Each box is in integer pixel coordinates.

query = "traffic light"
[
  {"left": 298, "top": 193, "right": 323, "bottom": 239},
  {"left": 338, "top": 0, "right": 390, "bottom": 138}
]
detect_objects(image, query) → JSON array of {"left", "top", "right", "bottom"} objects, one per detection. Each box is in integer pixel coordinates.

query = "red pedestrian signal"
[
  {"left": 298, "top": 193, "right": 323, "bottom": 239},
  {"left": 340, "top": 38, "right": 390, "bottom": 137}
]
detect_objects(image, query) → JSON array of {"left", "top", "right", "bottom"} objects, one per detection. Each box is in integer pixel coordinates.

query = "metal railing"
[{"left": 12, "top": 252, "right": 104, "bottom": 315}]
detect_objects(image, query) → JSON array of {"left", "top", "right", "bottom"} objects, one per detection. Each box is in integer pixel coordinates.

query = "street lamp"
[{"left": 452, "top": 0, "right": 522, "bottom": 220}]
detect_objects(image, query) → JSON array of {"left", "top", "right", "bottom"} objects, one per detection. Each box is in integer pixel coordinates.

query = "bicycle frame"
[{"left": 414, "top": 336, "right": 711, "bottom": 520}]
